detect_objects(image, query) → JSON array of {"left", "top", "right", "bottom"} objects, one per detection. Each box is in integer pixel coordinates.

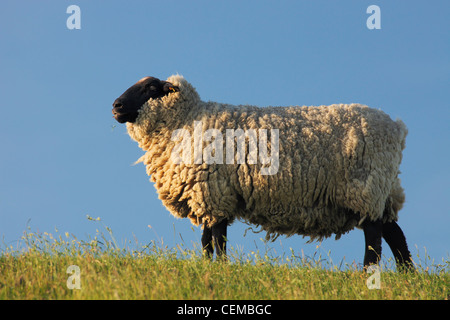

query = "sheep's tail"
[
  {"left": 383, "top": 178, "right": 405, "bottom": 223},
  {"left": 395, "top": 118, "right": 408, "bottom": 151},
  {"left": 384, "top": 118, "right": 408, "bottom": 223}
]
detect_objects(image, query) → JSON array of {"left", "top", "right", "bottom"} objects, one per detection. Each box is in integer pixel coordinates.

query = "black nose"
[{"left": 113, "top": 100, "right": 123, "bottom": 109}]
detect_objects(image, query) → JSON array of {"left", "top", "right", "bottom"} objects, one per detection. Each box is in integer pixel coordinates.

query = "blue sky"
[{"left": 1, "top": 0, "right": 449, "bottom": 267}]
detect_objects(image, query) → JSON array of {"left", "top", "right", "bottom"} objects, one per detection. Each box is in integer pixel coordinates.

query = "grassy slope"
[{"left": 0, "top": 227, "right": 448, "bottom": 300}]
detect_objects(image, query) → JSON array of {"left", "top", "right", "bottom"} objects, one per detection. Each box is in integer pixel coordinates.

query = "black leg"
[
  {"left": 212, "top": 219, "right": 228, "bottom": 260},
  {"left": 201, "top": 225, "right": 213, "bottom": 259},
  {"left": 382, "top": 221, "right": 414, "bottom": 270},
  {"left": 362, "top": 219, "right": 383, "bottom": 268}
]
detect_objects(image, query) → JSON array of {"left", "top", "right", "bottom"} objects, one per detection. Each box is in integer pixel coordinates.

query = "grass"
[{"left": 0, "top": 218, "right": 448, "bottom": 300}]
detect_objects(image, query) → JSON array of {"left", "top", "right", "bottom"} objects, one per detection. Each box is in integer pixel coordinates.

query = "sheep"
[{"left": 112, "top": 75, "right": 413, "bottom": 269}]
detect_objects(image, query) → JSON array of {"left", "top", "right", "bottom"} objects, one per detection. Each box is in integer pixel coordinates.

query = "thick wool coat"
[{"left": 126, "top": 75, "right": 407, "bottom": 241}]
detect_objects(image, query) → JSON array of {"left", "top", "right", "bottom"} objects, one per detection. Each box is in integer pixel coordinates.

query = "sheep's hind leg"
[
  {"left": 362, "top": 219, "right": 383, "bottom": 268},
  {"left": 212, "top": 219, "right": 228, "bottom": 260},
  {"left": 382, "top": 221, "right": 414, "bottom": 271},
  {"left": 202, "top": 219, "right": 228, "bottom": 260}
]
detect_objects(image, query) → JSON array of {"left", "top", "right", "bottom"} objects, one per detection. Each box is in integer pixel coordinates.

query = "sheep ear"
[{"left": 163, "top": 81, "right": 179, "bottom": 94}]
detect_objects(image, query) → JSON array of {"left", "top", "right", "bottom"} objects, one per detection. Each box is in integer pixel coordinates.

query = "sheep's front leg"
[
  {"left": 382, "top": 221, "right": 414, "bottom": 270},
  {"left": 201, "top": 219, "right": 228, "bottom": 260},
  {"left": 362, "top": 219, "right": 382, "bottom": 268},
  {"left": 201, "top": 225, "right": 213, "bottom": 259},
  {"left": 212, "top": 219, "right": 228, "bottom": 260}
]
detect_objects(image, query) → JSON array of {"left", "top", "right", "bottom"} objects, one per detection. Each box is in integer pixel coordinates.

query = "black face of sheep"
[{"left": 112, "top": 76, "right": 179, "bottom": 123}]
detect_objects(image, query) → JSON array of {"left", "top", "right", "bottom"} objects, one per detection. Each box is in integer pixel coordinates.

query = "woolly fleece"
[{"left": 126, "top": 75, "right": 407, "bottom": 241}]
